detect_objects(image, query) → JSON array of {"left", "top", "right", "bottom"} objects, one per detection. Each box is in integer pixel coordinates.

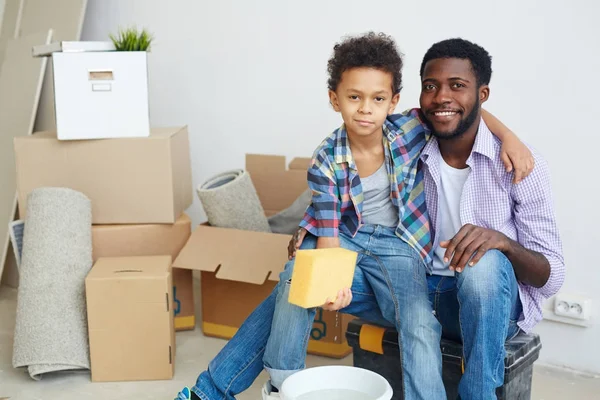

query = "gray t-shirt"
[{"left": 361, "top": 162, "right": 399, "bottom": 227}]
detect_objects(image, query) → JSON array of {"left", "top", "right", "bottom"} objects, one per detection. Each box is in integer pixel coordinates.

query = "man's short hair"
[{"left": 420, "top": 38, "right": 493, "bottom": 87}]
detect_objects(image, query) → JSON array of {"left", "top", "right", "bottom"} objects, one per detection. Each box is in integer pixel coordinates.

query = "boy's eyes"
[{"left": 348, "top": 95, "right": 386, "bottom": 101}]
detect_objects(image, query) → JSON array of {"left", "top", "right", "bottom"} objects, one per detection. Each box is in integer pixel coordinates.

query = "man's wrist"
[{"left": 500, "top": 235, "right": 516, "bottom": 255}]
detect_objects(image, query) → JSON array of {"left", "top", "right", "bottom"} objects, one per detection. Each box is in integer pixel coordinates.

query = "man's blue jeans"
[
  {"left": 427, "top": 249, "right": 522, "bottom": 400},
  {"left": 192, "top": 225, "right": 445, "bottom": 400}
]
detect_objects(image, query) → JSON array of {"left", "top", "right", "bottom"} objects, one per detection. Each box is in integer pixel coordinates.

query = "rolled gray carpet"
[
  {"left": 268, "top": 188, "right": 312, "bottom": 234},
  {"left": 197, "top": 169, "right": 271, "bottom": 232},
  {"left": 12, "top": 187, "right": 93, "bottom": 380}
]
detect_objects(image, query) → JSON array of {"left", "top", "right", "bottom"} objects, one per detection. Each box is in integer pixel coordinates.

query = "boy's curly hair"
[{"left": 327, "top": 32, "right": 404, "bottom": 94}]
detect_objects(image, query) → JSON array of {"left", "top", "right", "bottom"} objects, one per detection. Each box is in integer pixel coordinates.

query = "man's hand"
[
  {"left": 440, "top": 224, "right": 510, "bottom": 272},
  {"left": 500, "top": 136, "right": 534, "bottom": 184},
  {"left": 288, "top": 228, "right": 307, "bottom": 260},
  {"left": 322, "top": 288, "right": 352, "bottom": 311}
]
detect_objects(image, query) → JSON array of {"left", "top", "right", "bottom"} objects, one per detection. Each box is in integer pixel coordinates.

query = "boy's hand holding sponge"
[{"left": 288, "top": 247, "right": 358, "bottom": 310}]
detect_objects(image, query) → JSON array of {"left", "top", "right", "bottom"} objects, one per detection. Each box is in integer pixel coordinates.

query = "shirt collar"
[
  {"left": 333, "top": 121, "right": 397, "bottom": 165},
  {"left": 333, "top": 124, "right": 352, "bottom": 164},
  {"left": 470, "top": 118, "right": 498, "bottom": 161}
]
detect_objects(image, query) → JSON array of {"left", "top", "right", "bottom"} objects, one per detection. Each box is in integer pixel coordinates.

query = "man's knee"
[{"left": 457, "top": 249, "right": 513, "bottom": 299}]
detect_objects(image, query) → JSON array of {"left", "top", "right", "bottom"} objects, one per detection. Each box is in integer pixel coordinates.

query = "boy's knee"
[
  {"left": 279, "top": 259, "right": 295, "bottom": 283},
  {"left": 279, "top": 233, "right": 318, "bottom": 283}
]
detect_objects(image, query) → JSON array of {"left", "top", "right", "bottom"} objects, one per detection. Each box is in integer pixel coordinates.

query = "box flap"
[
  {"left": 246, "top": 154, "right": 311, "bottom": 214},
  {"left": 24, "top": 127, "right": 185, "bottom": 141},
  {"left": 89, "top": 256, "right": 171, "bottom": 280},
  {"left": 32, "top": 41, "right": 116, "bottom": 57},
  {"left": 288, "top": 157, "right": 311, "bottom": 171},
  {"left": 173, "top": 225, "right": 291, "bottom": 284}
]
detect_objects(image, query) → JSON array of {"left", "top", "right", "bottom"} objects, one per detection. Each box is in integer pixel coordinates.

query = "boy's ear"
[
  {"left": 389, "top": 93, "right": 400, "bottom": 114},
  {"left": 329, "top": 90, "right": 341, "bottom": 112},
  {"left": 479, "top": 85, "right": 490, "bottom": 104}
]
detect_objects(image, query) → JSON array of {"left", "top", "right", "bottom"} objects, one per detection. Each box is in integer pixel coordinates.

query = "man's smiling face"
[{"left": 419, "top": 58, "right": 488, "bottom": 139}]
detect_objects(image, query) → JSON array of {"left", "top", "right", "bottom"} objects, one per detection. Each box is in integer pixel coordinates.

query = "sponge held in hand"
[{"left": 288, "top": 247, "right": 358, "bottom": 309}]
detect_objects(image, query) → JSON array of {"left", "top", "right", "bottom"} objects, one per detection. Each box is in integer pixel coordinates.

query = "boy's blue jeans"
[
  {"left": 191, "top": 227, "right": 521, "bottom": 400},
  {"left": 192, "top": 225, "right": 445, "bottom": 400}
]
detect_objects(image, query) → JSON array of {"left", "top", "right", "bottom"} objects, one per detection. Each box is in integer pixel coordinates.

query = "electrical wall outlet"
[{"left": 554, "top": 294, "right": 592, "bottom": 321}]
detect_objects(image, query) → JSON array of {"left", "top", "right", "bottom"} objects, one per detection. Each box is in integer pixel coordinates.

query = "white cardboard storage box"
[{"left": 34, "top": 41, "right": 150, "bottom": 140}]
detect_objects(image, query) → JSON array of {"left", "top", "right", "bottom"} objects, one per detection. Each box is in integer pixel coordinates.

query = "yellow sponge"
[{"left": 288, "top": 247, "right": 358, "bottom": 308}]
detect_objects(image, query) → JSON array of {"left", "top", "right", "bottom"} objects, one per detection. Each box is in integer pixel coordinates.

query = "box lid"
[
  {"left": 23, "top": 126, "right": 186, "bottom": 141},
  {"left": 33, "top": 41, "right": 116, "bottom": 57},
  {"left": 173, "top": 154, "right": 311, "bottom": 284},
  {"left": 246, "top": 154, "right": 310, "bottom": 216},
  {"left": 173, "top": 224, "right": 290, "bottom": 284},
  {"left": 89, "top": 256, "right": 172, "bottom": 280}
]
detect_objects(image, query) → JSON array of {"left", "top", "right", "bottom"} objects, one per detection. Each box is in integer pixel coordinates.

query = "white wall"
[{"left": 81, "top": 0, "right": 600, "bottom": 375}]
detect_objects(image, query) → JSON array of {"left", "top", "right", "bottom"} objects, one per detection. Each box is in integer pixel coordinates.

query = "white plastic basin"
[{"left": 279, "top": 365, "right": 393, "bottom": 400}]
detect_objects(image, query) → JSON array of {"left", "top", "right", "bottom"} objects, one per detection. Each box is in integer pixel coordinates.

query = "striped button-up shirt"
[
  {"left": 420, "top": 119, "right": 565, "bottom": 333},
  {"left": 299, "top": 109, "right": 434, "bottom": 263}
]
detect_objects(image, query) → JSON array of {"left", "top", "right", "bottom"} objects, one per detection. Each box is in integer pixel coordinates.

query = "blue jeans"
[
  {"left": 192, "top": 225, "right": 445, "bottom": 400},
  {"left": 427, "top": 250, "right": 522, "bottom": 400}
]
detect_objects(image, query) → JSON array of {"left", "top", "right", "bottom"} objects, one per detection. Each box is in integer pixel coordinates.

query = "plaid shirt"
[
  {"left": 420, "top": 119, "right": 565, "bottom": 333},
  {"left": 300, "top": 109, "right": 434, "bottom": 263}
]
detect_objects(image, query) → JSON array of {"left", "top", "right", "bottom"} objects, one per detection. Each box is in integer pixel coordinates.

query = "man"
[{"left": 419, "top": 38, "right": 564, "bottom": 398}]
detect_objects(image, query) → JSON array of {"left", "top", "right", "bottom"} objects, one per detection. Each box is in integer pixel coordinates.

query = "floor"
[{"left": 1, "top": 284, "right": 599, "bottom": 400}]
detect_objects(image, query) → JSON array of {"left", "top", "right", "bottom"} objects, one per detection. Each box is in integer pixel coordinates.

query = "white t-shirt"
[{"left": 432, "top": 157, "right": 471, "bottom": 276}]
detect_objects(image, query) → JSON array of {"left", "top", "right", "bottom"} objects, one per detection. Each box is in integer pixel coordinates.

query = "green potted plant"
[{"left": 109, "top": 27, "right": 153, "bottom": 51}]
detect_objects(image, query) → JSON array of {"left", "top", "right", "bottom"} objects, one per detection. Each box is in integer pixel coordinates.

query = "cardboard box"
[
  {"left": 14, "top": 126, "right": 193, "bottom": 224},
  {"left": 174, "top": 154, "right": 354, "bottom": 359},
  {"left": 34, "top": 41, "right": 150, "bottom": 140},
  {"left": 85, "top": 256, "right": 175, "bottom": 382},
  {"left": 92, "top": 214, "right": 195, "bottom": 331}
]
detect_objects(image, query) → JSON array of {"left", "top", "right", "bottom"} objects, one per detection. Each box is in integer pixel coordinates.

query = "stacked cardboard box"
[
  {"left": 14, "top": 114, "right": 195, "bottom": 381},
  {"left": 14, "top": 127, "right": 196, "bottom": 314}
]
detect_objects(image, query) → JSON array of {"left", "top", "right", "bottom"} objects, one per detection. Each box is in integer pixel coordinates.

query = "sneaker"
[
  {"left": 262, "top": 381, "right": 280, "bottom": 400},
  {"left": 175, "top": 387, "right": 195, "bottom": 400}
]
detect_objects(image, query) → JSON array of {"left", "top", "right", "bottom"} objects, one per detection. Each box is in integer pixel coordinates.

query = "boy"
[{"left": 176, "top": 32, "right": 531, "bottom": 400}]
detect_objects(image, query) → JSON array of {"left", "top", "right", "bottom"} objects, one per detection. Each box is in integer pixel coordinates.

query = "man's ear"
[
  {"left": 479, "top": 85, "right": 490, "bottom": 104},
  {"left": 389, "top": 93, "right": 400, "bottom": 114},
  {"left": 329, "top": 90, "right": 341, "bottom": 112}
]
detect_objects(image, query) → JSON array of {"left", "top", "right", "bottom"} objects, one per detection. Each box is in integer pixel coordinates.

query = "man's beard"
[{"left": 426, "top": 98, "right": 480, "bottom": 140}]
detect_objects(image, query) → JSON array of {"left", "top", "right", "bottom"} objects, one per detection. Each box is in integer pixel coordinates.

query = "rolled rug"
[
  {"left": 12, "top": 187, "right": 93, "bottom": 380},
  {"left": 268, "top": 188, "right": 312, "bottom": 234},
  {"left": 197, "top": 169, "right": 271, "bottom": 232}
]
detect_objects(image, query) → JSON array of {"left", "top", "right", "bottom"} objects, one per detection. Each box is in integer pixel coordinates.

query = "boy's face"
[{"left": 329, "top": 67, "right": 399, "bottom": 138}]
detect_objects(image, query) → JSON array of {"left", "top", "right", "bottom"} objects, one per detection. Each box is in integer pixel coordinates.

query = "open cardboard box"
[{"left": 174, "top": 154, "right": 354, "bottom": 358}]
